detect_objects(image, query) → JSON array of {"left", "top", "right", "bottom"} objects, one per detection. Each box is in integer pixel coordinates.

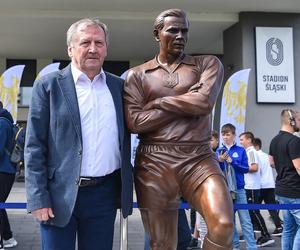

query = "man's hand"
[
  {"left": 32, "top": 208, "right": 55, "bottom": 222},
  {"left": 226, "top": 154, "right": 232, "bottom": 163},
  {"left": 269, "top": 155, "right": 275, "bottom": 168},
  {"left": 218, "top": 152, "right": 232, "bottom": 163}
]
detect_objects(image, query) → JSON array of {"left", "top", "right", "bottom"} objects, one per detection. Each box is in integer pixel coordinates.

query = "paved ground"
[{"left": 5, "top": 181, "right": 282, "bottom": 250}]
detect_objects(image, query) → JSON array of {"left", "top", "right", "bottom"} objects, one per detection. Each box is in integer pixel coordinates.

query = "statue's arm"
[
  {"left": 124, "top": 70, "right": 175, "bottom": 134},
  {"left": 145, "top": 56, "right": 224, "bottom": 117}
]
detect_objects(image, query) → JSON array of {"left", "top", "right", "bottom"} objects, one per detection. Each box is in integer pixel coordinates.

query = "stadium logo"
[{"left": 266, "top": 38, "right": 283, "bottom": 66}]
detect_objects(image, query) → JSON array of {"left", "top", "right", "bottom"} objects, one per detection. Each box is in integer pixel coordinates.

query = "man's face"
[
  {"left": 239, "top": 135, "right": 249, "bottom": 148},
  {"left": 68, "top": 24, "right": 107, "bottom": 78},
  {"left": 156, "top": 16, "right": 189, "bottom": 57},
  {"left": 222, "top": 132, "right": 235, "bottom": 146},
  {"left": 210, "top": 136, "right": 218, "bottom": 150}
]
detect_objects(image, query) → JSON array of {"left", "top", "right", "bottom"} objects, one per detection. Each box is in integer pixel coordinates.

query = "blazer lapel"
[
  {"left": 58, "top": 65, "right": 82, "bottom": 144},
  {"left": 105, "top": 73, "right": 124, "bottom": 147}
]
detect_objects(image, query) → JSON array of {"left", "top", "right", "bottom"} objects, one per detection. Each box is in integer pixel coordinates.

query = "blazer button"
[{"left": 78, "top": 150, "right": 82, "bottom": 156}]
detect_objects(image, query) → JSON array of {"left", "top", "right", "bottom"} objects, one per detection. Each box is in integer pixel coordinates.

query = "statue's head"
[{"left": 153, "top": 9, "right": 189, "bottom": 57}]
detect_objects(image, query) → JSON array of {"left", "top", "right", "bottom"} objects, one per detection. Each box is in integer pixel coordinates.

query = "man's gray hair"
[{"left": 66, "top": 18, "right": 109, "bottom": 46}]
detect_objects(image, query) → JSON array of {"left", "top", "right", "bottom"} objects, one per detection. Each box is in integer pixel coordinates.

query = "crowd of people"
[
  {"left": 1, "top": 8, "right": 300, "bottom": 250},
  {"left": 187, "top": 110, "right": 300, "bottom": 250}
]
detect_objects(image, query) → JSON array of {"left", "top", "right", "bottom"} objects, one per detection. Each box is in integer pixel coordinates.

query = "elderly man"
[
  {"left": 25, "top": 18, "right": 133, "bottom": 250},
  {"left": 124, "top": 9, "right": 233, "bottom": 250}
]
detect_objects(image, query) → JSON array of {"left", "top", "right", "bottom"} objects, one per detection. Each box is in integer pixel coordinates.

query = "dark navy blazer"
[{"left": 25, "top": 65, "right": 133, "bottom": 227}]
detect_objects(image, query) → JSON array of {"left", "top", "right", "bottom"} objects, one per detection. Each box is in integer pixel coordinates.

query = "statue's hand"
[
  {"left": 188, "top": 82, "right": 203, "bottom": 92},
  {"left": 143, "top": 98, "right": 161, "bottom": 110}
]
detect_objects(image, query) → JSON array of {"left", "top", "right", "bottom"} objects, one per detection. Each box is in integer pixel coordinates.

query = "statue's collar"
[{"left": 144, "top": 54, "right": 196, "bottom": 72}]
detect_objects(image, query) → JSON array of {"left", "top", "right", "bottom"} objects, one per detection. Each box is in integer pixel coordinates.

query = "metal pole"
[{"left": 120, "top": 210, "right": 128, "bottom": 250}]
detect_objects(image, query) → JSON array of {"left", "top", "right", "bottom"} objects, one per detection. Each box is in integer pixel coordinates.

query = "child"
[{"left": 217, "top": 123, "right": 257, "bottom": 250}]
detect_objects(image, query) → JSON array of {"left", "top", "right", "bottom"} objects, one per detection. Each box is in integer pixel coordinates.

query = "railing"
[
  {"left": 2, "top": 202, "right": 300, "bottom": 250},
  {"left": 2, "top": 201, "right": 300, "bottom": 210}
]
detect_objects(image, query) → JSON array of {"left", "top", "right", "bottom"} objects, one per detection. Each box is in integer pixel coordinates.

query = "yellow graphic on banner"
[
  {"left": 222, "top": 80, "right": 247, "bottom": 124},
  {"left": 0, "top": 76, "right": 20, "bottom": 120},
  {"left": 0, "top": 65, "right": 25, "bottom": 122}
]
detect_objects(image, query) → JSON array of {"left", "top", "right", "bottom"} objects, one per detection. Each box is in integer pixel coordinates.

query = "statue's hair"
[{"left": 154, "top": 9, "right": 188, "bottom": 31}]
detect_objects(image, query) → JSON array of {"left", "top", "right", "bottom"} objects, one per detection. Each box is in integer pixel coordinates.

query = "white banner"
[
  {"left": 36, "top": 62, "right": 61, "bottom": 80},
  {"left": 20, "top": 62, "right": 61, "bottom": 106},
  {"left": 256, "top": 27, "right": 295, "bottom": 103},
  {"left": 0, "top": 65, "right": 25, "bottom": 122},
  {"left": 219, "top": 69, "right": 251, "bottom": 144}
]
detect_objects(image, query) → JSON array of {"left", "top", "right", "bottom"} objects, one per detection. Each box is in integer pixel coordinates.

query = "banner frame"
[{"left": 255, "top": 26, "right": 295, "bottom": 104}]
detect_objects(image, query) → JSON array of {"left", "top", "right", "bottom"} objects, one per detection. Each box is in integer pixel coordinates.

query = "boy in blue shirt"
[{"left": 217, "top": 123, "right": 257, "bottom": 250}]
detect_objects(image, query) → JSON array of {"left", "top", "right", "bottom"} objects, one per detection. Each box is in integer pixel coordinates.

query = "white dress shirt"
[{"left": 71, "top": 64, "right": 121, "bottom": 177}]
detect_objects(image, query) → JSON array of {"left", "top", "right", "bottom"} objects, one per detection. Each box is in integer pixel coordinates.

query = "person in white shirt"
[
  {"left": 240, "top": 132, "right": 274, "bottom": 247},
  {"left": 253, "top": 138, "right": 283, "bottom": 236}
]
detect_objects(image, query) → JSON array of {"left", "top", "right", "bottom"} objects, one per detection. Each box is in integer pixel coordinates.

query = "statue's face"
[{"left": 157, "top": 16, "right": 189, "bottom": 56}]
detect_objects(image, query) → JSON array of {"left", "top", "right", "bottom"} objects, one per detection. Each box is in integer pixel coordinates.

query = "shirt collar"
[
  {"left": 71, "top": 63, "right": 105, "bottom": 84},
  {"left": 246, "top": 145, "right": 255, "bottom": 152},
  {"left": 222, "top": 142, "right": 236, "bottom": 151},
  {"left": 143, "top": 54, "right": 196, "bottom": 72}
]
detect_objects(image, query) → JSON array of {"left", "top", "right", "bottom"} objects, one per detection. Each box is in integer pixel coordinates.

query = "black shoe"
[
  {"left": 239, "top": 235, "right": 245, "bottom": 243},
  {"left": 256, "top": 236, "right": 275, "bottom": 247},
  {"left": 271, "top": 227, "right": 283, "bottom": 236},
  {"left": 187, "top": 237, "right": 200, "bottom": 249},
  {"left": 253, "top": 225, "right": 261, "bottom": 233},
  {"left": 16, "top": 175, "right": 25, "bottom": 182},
  {"left": 0, "top": 236, "right": 4, "bottom": 250}
]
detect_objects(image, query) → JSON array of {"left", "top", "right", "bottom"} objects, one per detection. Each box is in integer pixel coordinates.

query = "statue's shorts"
[{"left": 134, "top": 142, "right": 224, "bottom": 210}]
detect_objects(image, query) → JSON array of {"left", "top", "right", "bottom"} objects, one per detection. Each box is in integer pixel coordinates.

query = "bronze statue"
[{"left": 124, "top": 9, "right": 233, "bottom": 250}]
